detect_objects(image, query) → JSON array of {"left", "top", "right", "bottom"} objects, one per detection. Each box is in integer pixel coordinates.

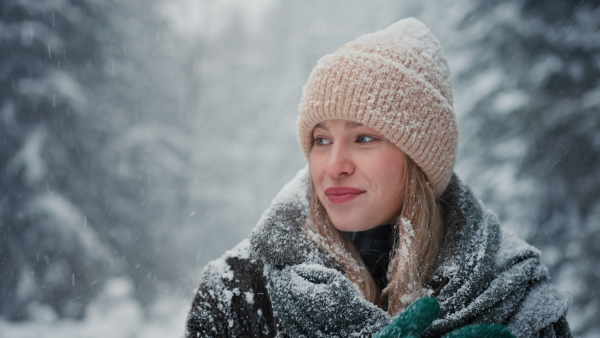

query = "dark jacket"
[{"left": 186, "top": 168, "right": 571, "bottom": 337}]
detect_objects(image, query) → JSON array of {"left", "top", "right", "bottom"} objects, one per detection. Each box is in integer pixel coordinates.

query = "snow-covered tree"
[
  {"left": 0, "top": 0, "right": 201, "bottom": 319},
  {"left": 0, "top": 0, "right": 115, "bottom": 319},
  {"left": 435, "top": 0, "right": 600, "bottom": 335}
]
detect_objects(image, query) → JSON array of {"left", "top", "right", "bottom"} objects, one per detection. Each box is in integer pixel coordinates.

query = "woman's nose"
[{"left": 325, "top": 144, "right": 354, "bottom": 178}]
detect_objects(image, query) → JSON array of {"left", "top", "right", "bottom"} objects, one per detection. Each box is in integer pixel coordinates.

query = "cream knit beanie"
[{"left": 297, "top": 17, "right": 458, "bottom": 196}]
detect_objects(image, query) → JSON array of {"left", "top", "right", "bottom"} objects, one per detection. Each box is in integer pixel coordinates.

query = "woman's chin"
[{"left": 330, "top": 219, "right": 379, "bottom": 232}]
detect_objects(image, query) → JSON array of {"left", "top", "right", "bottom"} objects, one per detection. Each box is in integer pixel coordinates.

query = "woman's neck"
[{"left": 344, "top": 225, "right": 394, "bottom": 291}]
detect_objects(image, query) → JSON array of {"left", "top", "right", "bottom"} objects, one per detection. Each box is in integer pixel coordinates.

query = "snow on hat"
[{"left": 297, "top": 17, "right": 458, "bottom": 196}]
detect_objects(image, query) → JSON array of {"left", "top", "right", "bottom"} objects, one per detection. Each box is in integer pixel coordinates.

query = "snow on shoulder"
[
  {"left": 249, "top": 166, "right": 328, "bottom": 267},
  {"left": 255, "top": 165, "right": 310, "bottom": 226}
]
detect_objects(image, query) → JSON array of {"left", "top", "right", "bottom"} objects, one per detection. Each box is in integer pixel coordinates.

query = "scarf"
[{"left": 249, "top": 167, "right": 569, "bottom": 337}]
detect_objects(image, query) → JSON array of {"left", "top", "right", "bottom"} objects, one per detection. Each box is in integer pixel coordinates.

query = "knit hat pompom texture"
[{"left": 298, "top": 18, "right": 458, "bottom": 196}]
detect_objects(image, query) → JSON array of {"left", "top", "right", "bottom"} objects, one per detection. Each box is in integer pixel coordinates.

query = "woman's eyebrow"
[
  {"left": 344, "top": 121, "right": 363, "bottom": 130},
  {"left": 314, "top": 122, "right": 329, "bottom": 131},
  {"left": 314, "top": 121, "right": 364, "bottom": 131}
]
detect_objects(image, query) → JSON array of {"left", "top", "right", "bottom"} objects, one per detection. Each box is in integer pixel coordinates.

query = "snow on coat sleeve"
[{"left": 185, "top": 240, "right": 281, "bottom": 338}]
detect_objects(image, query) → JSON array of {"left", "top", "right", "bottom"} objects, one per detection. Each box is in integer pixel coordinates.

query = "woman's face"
[{"left": 309, "top": 119, "right": 406, "bottom": 232}]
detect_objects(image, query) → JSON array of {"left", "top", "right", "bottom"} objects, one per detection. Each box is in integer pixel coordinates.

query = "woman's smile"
[{"left": 324, "top": 186, "right": 366, "bottom": 203}]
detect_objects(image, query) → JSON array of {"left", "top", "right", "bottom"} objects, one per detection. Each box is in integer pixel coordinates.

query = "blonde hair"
[{"left": 306, "top": 155, "right": 445, "bottom": 315}]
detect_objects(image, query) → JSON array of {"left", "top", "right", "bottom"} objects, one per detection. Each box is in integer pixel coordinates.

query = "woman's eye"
[
  {"left": 357, "top": 135, "right": 376, "bottom": 143},
  {"left": 313, "top": 137, "right": 332, "bottom": 146}
]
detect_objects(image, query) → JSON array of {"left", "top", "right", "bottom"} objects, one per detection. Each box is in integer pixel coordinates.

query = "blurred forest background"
[{"left": 0, "top": 0, "right": 598, "bottom": 336}]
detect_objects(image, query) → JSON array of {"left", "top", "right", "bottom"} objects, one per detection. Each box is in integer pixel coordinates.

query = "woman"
[{"left": 186, "top": 18, "right": 571, "bottom": 337}]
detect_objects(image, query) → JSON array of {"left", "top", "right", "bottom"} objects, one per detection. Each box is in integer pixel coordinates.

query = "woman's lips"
[{"left": 324, "top": 187, "right": 365, "bottom": 204}]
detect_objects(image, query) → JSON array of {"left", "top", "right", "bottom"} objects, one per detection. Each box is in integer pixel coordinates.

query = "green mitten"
[
  {"left": 373, "top": 297, "right": 441, "bottom": 338},
  {"left": 442, "top": 323, "right": 516, "bottom": 338}
]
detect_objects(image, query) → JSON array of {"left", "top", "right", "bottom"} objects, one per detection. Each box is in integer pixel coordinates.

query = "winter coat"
[{"left": 185, "top": 168, "right": 571, "bottom": 337}]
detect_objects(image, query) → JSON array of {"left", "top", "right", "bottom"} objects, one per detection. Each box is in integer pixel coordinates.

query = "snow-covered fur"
[{"left": 186, "top": 168, "right": 571, "bottom": 337}]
